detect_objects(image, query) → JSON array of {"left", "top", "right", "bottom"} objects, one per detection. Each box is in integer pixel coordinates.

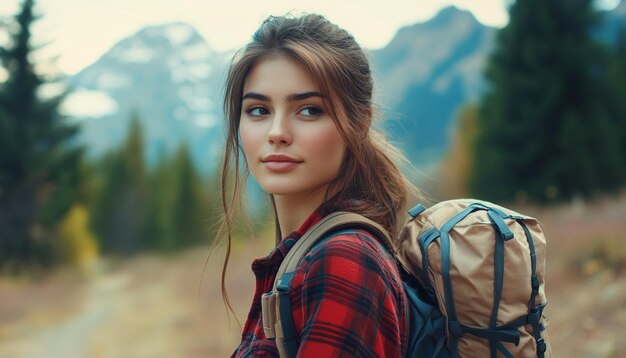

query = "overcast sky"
[{"left": 0, "top": 0, "right": 622, "bottom": 75}]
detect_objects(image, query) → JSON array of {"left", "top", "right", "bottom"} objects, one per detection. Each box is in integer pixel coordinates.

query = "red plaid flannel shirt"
[{"left": 231, "top": 201, "right": 408, "bottom": 357}]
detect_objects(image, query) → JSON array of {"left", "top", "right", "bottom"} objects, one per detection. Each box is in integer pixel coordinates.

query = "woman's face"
[{"left": 239, "top": 55, "right": 346, "bottom": 199}]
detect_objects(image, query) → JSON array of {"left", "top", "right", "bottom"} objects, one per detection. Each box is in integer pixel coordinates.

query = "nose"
[{"left": 267, "top": 111, "right": 292, "bottom": 145}]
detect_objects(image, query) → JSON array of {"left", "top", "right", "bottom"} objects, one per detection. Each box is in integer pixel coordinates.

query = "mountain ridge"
[{"left": 371, "top": 6, "right": 495, "bottom": 163}]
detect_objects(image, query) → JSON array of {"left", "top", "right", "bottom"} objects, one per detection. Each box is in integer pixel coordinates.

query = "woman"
[{"left": 220, "top": 13, "right": 419, "bottom": 357}]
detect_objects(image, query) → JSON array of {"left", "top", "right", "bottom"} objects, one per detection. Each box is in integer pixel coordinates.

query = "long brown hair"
[{"left": 218, "top": 13, "right": 419, "bottom": 317}]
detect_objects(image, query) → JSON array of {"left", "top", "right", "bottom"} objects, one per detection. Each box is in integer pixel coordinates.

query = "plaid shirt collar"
[{"left": 251, "top": 197, "right": 349, "bottom": 274}]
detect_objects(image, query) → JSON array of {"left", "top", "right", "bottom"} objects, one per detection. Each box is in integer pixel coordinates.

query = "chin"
[
  {"left": 259, "top": 184, "right": 301, "bottom": 196},
  {"left": 252, "top": 171, "right": 337, "bottom": 197},
  {"left": 260, "top": 181, "right": 335, "bottom": 198}
]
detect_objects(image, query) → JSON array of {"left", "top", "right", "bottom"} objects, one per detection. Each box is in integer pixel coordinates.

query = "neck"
[{"left": 273, "top": 185, "right": 333, "bottom": 240}]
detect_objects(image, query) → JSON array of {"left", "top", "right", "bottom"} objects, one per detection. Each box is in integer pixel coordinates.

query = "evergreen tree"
[
  {"left": 171, "top": 144, "right": 212, "bottom": 248},
  {"left": 142, "top": 144, "right": 216, "bottom": 252},
  {"left": 472, "top": 0, "right": 624, "bottom": 203},
  {"left": 92, "top": 114, "right": 146, "bottom": 255},
  {"left": 608, "top": 29, "right": 626, "bottom": 160},
  {"left": 0, "top": 0, "right": 83, "bottom": 270},
  {"left": 93, "top": 114, "right": 218, "bottom": 254},
  {"left": 142, "top": 152, "right": 177, "bottom": 251}
]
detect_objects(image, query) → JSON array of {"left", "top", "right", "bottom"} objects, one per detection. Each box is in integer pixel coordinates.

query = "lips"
[
  {"left": 261, "top": 154, "right": 303, "bottom": 172},
  {"left": 261, "top": 154, "right": 303, "bottom": 163}
]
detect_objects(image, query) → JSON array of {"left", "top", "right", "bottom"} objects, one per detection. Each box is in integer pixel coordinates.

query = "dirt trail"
[{"left": 0, "top": 272, "right": 126, "bottom": 357}]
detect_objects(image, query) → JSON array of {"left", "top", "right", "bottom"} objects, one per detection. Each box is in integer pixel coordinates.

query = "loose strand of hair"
[{"left": 219, "top": 139, "right": 243, "bottom": 328}]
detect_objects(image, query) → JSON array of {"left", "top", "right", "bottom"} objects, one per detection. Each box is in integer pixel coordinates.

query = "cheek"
[
  {"left": 302, "top": 124, "right": 346, "bottom": 170},
  {"left": 238, "top": 122, "right": 262, "bottom": 162}
]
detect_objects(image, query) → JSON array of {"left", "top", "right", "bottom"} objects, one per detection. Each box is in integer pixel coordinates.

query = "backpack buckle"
[
  {"left": 536, "top": 337, "right": 547, "bottom": 355},
  {"left": 261, "top": 292, "right": 277, "bottom": 339},
  {"left": 527, "top": 307, "right": 542, "bottom": 326}
]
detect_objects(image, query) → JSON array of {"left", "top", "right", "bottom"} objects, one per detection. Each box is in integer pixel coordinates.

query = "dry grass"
[
  {"left": 0, "top": 195, "right": 624, "bottom": 357},
  {"left": 517, "top": 193, "right": 626, "bottom": 357}
]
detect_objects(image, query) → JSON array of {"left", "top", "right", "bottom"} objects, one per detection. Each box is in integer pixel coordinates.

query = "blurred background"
[{"left": 0, "top": 0, "right": 625, "bottom": 356}]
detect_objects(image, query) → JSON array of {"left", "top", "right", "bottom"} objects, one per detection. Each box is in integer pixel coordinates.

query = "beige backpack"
[
  {"left": 396, "top": 199, "right": 551, "bottom": 357},
  {"left": 262, "top": 199, "right": 551, "bottom": 357}
]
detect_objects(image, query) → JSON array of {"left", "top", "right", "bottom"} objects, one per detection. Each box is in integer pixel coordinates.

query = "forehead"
[{"left": 242, "top": 55, "right": 320, "bottom": 95}]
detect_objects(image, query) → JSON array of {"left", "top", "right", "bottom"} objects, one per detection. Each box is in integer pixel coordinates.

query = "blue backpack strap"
[
  {"left": 275, "top": 272, "right": 299, "bottom": 357},
  {"left": 488, "top": 210, "right": 509, "bottom": 358},
  {"left": 518, "top": 220, "right": 548, "bottom": 358},
  {"left": 418, "top": 227, "right": 440, "bottom": 295},
  {"left": 438, "top": 204, "right": 487, "bottom": 354}
]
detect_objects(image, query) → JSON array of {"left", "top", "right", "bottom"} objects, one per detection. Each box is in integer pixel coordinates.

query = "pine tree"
[
  {"left": 471, "top": 0, "right": 624, "bottom": 203},
  {"left": 92, "top": 114, "right": 146, "bottom": 255},
  {"left": 171, "top": 144, "right": 211, "bottom": 248},
  {"left": 0, "top": 0, "right": 84, "bottom": 270},
  {"left": 608, "top": 29, "right": 626, "bottom": 162},
  {"left": 142, "top": 144, "right": 217, "bottom": 252},
  {"left": 142, "top": 153, "right": 177, "bottom": 251}
]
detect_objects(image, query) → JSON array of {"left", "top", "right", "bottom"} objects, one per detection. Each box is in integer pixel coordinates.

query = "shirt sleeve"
[{"left": 289, "top": 232, "right": 406, "bottom": 358}]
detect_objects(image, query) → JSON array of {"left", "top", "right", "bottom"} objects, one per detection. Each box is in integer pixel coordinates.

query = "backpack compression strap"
[{"left": 261, "top": 211, "right": 391, "bottom": 358}]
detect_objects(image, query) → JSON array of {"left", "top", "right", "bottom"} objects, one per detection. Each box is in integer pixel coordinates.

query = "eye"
[
  {"left": 298, "top": 106, "right": 323, "bottom": 117},
  {"left": 246, "top": 106, "right": 269, "bottom": 117}
]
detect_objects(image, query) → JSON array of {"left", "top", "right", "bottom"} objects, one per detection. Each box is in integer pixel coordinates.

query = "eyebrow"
[{"left": 241, "top": 91, "right": 325, "bottom": 102}]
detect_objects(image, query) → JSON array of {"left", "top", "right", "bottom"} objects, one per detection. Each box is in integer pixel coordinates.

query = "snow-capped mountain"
[{"left": 64, "top": 22, "right": 229, "bottom": 173}]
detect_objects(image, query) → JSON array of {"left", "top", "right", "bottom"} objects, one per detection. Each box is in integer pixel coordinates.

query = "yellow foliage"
[
  {"left": 57, "top": 204, "right": 99, "bottom": 273},
  {"left": 441, "top": 105, "right": 479, "bottom": 198},
  {"left": 574, "top": 236, "right": 626, "bottom": 277}
]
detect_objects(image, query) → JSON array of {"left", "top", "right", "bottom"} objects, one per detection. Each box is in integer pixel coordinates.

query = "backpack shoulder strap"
[
  {"left": 274, "top": 211, "right": 392, "bottom": 288},
  {"left": 262, "top": 211, "right": 391, "bottom": 358}
]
